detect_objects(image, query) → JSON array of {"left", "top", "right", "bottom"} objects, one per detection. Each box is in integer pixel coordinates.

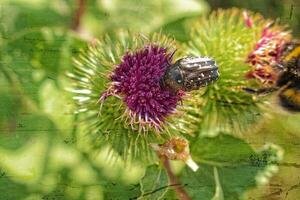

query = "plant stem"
[
  {"left": 71, "top": 0, "right": 86, "bottom": 31},
  {"left": 161, "top": 156, "right": 192, "bottom": 200}
]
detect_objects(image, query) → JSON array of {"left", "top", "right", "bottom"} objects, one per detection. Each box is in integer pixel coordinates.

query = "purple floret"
[{"left": 110, "top": 45, "right": 182, "bottom": 128}]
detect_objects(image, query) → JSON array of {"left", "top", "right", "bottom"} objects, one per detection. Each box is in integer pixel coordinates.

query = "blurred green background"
[{"left": 0, "top": 0, "right": 300, "bottom": 199}]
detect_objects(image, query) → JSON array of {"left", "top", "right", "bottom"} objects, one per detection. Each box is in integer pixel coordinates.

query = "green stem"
[
  {"left": 161, "top": 156, "right": 192, "bottom": 200},
  {"left": 71, "top": 0, "right": 86, "bottom": 31}
]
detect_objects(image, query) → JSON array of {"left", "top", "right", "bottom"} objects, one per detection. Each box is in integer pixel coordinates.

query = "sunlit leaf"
[
  {"left": 138, "top": 165, "right": 169, "bottom": 199},
  {"left": 177, "top": 134, "right": 283, "bottom": 200}
]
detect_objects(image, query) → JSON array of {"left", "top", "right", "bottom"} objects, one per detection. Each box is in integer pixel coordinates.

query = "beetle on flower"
[
  {"left": 97, "top": 36, "right": 219, "bottom": 132},
  {"left": 69, "top": 32, "right": 218, "bottom": 162}
]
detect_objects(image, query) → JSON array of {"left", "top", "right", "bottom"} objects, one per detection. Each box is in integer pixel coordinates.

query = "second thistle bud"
[{"left": 151, "top": 137, "right": 199, "bottom": 172}]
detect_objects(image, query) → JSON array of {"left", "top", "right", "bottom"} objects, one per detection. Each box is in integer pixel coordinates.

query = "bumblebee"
[
  {"left": 162, "top": 56, "right": 219, "bottom": 92},
  {"left": 245, "top": 40, "right": 300, "bottom": 112}
]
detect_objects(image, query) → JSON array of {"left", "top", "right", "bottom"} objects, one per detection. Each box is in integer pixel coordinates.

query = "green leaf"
[
  {"left": 0, "top": 75, "right": 57, "bottom": 149},
  {"left": 0, "top": 176, "right": 30, "bottom": 200},
  {"left": 87, "top": 0, "right": 208, "bottom": 35},
  {"left": 1, "top": 28, "right": 86, "bottom": 103},
  {"left": 177, "top": 134, "right": 282, "bottom": 200},
  {"left": 158, "top": 17, "right": 197, "bottom": 42},
  {"left": 0, "top": 0, "right": 72, "bottom": 36},
  {"left": 0, "top": 112, "right": 57, "bottom": 150},
  {"left": 138, "top": 165, "right": 169, "bottom": 200}
]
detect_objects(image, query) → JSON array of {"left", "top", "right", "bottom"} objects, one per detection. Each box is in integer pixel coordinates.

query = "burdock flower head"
[
  {"left": 100, "top": 44, "right": 182, "bottom": 132},
  {"left": 182, "top": 9, "right": 276, "bottom": 136},
  {"left": 180, "top": 9, "right": 295, "bottom": 137},
  {"left": 245, "top": 12, "right": 291, "bottom": 84},
  {"left": 69, "top": 32, "right": 190, "bottom": 162}
]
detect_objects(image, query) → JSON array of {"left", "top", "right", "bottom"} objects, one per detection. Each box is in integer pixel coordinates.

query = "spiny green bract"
[{"left": 182, "top": 9, "right": 275, "bottom": 136}]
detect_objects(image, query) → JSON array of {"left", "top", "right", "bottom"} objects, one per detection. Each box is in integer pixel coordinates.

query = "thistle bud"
[{"left": 151, "top": 137, "right": 199, "bottom": 171}]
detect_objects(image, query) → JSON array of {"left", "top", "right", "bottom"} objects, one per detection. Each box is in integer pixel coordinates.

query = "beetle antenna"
[
  {"left": 243, "top": 87, "right": 278, "bottom": 95},
  {"left": 167, "top": 49, "right": 177, "bottom": 66}
]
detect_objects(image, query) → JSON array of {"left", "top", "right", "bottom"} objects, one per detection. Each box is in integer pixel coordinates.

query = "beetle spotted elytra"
[{"left": 162, "top": 56, "right": 219, "bottom": 92}]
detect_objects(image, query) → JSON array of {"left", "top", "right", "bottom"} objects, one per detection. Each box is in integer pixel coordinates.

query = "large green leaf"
[
  {"left": 0, "top": 0, "right": 72, "bottom": 32},
  {"left": 176, "top": 134, "right": 283, "bottom": 200},
  {"left": 1, "top": 28, "right": 86, "bottom": 104},
  {"left": 138, "top": 165, "right": 169, "bottom": 200},
  {"left": 86, "top": 0, "right": 208, "bottom": 35},
  {"left": 0, "top": 176, "right": 30, "bottom": 200}
]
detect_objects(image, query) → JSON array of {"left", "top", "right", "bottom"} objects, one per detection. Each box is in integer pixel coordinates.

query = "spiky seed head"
[
  {"left": 69, "top": 32, "right": 191, "bottom": 163},
  {"left": 182, "top": 9, "right": 283, "bottom": 136}
]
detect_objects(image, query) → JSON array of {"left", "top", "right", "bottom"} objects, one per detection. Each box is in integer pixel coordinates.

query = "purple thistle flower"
[
  {"left": 101, "top": 45, "right": 183, "bottom": 131},
  {"left": 244, "top": 16, "right": 291, "bottom": 84}
]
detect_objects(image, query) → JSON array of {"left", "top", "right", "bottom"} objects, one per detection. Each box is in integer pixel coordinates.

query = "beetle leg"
[{"left": 243, "top": 87, "right": 278, "bottom": 95}]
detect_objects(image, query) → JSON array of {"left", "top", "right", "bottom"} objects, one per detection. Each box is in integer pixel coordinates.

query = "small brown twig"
[
  {"left": 160, "top": 156, "right": 192, "bottom": 200},
  {"left": 71, "top": 0, "right": 86, "bottom": 31}
]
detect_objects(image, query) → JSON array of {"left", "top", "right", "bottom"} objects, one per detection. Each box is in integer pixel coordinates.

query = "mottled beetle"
[{"left": 162, "top": 56, "right": 219, "bottom": 91}]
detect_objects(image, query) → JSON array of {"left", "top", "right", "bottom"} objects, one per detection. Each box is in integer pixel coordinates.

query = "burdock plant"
[
  {"left": 69, "top": 9, "right": 285, "bottom": 200},
  {"left": 69, "top": 32, "right": 195, "bottom": 163}
]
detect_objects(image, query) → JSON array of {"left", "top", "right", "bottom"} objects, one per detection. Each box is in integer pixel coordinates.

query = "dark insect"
[
  {"left": 162, "top": 56, "right": 219, "bottom": 92},
  {"left": 244, "top": 40, "right": 300, "bottom": 112}
]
